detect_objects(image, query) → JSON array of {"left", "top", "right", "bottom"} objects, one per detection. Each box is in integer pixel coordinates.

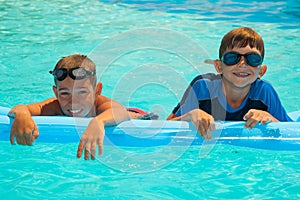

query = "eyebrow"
[
  {"left": 58, "top": 87, "right": 89, "bottom": 91},
  {"left": 58, "top": 88, "right": 71, "bottom": 91}
]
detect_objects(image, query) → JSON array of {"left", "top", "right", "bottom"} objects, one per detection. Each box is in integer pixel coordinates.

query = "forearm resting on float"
[
  {"left": 9, "top": 98, "right": 60, "bottom": 117},
  {"left": 96, "top": 100, "right": 130, "bottom": 125}
]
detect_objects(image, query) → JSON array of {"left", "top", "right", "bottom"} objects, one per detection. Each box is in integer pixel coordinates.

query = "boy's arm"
[
  {"left": 243, "top": 109, "right": 279, "bottom": 129},
  {"left": 9, "top": 98, "right": 62, "bottom": 116},
  {"left": 167, "top": 109, "right": 215, "bottom": 139},
  {"left": 77, "top": 96, "right": 129, "bottom": 160},
  {"left": 9, "top": 98, "right": 62, "bottom": 145},
  {"left": 243, "top": 82, "right": 292, "bottom": 128},
  {"left": 166, "top": 113, "right": 176, "bottom": 120},
  {"left": 27, "top": 98, "right": 62, "bottom": 116},
  {"left": 95, "top": 96, "right": 130, "bottom": 125}
]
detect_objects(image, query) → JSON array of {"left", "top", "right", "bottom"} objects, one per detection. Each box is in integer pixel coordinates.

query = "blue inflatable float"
[{"left": 0, "top": 106, "right": 300, "bottom": 150}]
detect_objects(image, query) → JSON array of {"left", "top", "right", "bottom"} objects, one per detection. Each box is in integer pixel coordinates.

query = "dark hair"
[{"left": 219, "top": 27, "right": 264, "bottom": 60}]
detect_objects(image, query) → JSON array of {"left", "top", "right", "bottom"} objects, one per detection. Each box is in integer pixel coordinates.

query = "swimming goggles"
[
  {"left": 221, "top": 52, "right": 263, "bottom": 67},
  {"left": 49, "top": 67, "right": 96, "bottom": 81}
]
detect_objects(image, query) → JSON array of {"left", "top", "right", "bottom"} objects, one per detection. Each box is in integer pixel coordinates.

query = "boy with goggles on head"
[
  {"left": 8, "top": 54, "right": 144, "bottom": 160},
  {"left": 167, "top": 27, "right": 292, "bottom": 139}
]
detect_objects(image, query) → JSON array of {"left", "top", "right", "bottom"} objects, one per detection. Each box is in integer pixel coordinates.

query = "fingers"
[
  {"left": 10, "top": 130, "right": 37, "bottom": 145},
  {"left": 84, "top": 141, "right": 102, "bottom": 160},
  {"left": 206, "top": 121, "right": 216, "bottom": 140},
  {"left": 260, "top": 118, "right": 272, "bottom": 125},
  {"left": 98, "top": 139, "right": 103, "bottom": 156},
  {"left": 194, "top": 118, "right": 215, "bottom": 140},
  {"left": 77, "top": 139, "right": 96, "bottom": 160},
  {"left": 243, "top": 110, "right": 253, "bottom": 121},
  {"left": 32, "top": 123, "right": 39, "bottom": 142},
  {"left": 15, "top": 134, "right": 25, "bottom": 145},
  {"left": 198, "top": 123, "right": 209, "bottom": 139},
  {"left": 77, "top": 140, "right": 84, "bottom": 158},
  {"left": 244, "top": 117, "right": 257, "bottom": 129},
  {"left": 187, "top": 109, "right": 215, "bottom": 139},
  {"left": 243, "top": 110, "right": 256, "bottom": 129},
  {"left": 10, "top": 131, "right": 16, "bottom": 145},
  {"left": 84, "top": 142, "right": 91, "bottom": 160},
  {"left": 202, "top": 122, "right": 214, "bottom": 140},
  {"left": 196, "top": 122, "right": 206, "bottom": 138},
  {"left": 24, "top": 132, "right": 33, "bottom": 145},
  {"left": 243, "top": 110, "right": 275, "bottom": 129},
  {"left": 10, "top": 120, "right": 39, "bottom": 145},
  {"left": 77, "top": 138, "right": 103, "bottom": 160},
  {"left": 245, "top": 117, "right": 272, "bottom": 129},
  {"left": 90, "top": 142, "right": 96, "bottom": 160}
]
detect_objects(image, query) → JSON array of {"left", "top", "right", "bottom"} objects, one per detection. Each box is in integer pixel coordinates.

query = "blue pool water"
[{"left": 0, "top": 0, "right": 299, "bottom": 199}]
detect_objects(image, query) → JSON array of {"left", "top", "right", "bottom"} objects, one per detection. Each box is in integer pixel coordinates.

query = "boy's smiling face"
[
  {"left": 214, "top": 45, "right": 266, "bottom": 90},
  {"left": 53, "top": 77, "right": 96, "bottom": 117}
]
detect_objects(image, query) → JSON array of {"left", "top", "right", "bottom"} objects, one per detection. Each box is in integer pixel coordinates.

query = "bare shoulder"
[
  {"left": 95, "top": 95, "right": 123, "bottom": 113},
  {"left": 96, "top": 95, "right": 111, "bottom": 103}
]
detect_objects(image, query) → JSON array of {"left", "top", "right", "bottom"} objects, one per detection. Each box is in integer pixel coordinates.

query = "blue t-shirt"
[{"left": 172, "top": 73, "right": 292, "bottom": 121}]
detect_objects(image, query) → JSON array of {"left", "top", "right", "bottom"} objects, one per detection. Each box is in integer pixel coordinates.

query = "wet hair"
[
  {"left": 219, "top": 27, "right": 264, "bottom": 59},
  {"left": 53, "top": 54, "right": 97, "bottom": 86}
]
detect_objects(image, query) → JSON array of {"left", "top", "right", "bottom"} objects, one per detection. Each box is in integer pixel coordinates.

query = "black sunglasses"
[
  {"left": 49, "top": 67, "right": 96, "bottom": 81},
  {"left": 221, "top": 52, "right": 263, "bottom": 67}
]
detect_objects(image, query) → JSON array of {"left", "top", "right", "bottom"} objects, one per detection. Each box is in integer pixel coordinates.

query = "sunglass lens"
[
  {"left": 246, "top": 53, "right": 262, "bottom": 67},
  {"left": 222, "top": 52, "right": 240, "bottom": 65}
]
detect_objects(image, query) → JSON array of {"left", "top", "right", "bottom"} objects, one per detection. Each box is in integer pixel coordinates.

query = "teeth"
[
  {"left": 236, "top": 72, "right": 249, "bottom": 76},
  {"left": 70, "top": 109, "right": 80, "bottom": 113}
]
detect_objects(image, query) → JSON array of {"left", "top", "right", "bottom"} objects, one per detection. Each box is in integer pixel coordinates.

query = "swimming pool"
[{"left": 0, "top": 0, "right": 299, "bottom": 199}]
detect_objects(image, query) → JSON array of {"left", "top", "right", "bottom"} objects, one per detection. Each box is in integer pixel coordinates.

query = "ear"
[
  {"left": 96, "top": 82, "right": 102, "bottom": 96},
  {"left": 258, "top": 64, "right": 267, "bottom": 78},
  {"left": 52, "top": 85, "right": 58, "bottom": 98},
  {"left": 214, "top": 60, "right": 223, "bottom": 74}
]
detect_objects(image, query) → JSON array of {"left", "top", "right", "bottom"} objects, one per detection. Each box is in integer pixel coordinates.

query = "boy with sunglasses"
[
  {"left": 8, "top": 54, "right": 147, "bottom": 160},
  {"left": 167, "top": 27, "right": 292, "bottom": 139}
]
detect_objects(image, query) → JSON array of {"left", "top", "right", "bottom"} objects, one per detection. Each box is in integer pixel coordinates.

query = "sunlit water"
[{"left": 0, "top": 0, "right": 299, "bottom": 199}]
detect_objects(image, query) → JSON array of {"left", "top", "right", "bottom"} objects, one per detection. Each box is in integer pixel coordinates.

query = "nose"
[
  {"left": 237, "top": 55, "right": 247, "bottom": 67},
  {"left": 70, "top": 94, "right": 81, "bottom": 104}
]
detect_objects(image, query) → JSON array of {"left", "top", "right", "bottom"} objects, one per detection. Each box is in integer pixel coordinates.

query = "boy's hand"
[
  {"left": 77, "top": 118, "right": 104, "bottom": 160},
  {"left": 243, "top": 109, "right": 279, "bottom": 129},
  {"left": 175, "top": 109, "right": 215, "bottom": 139},
  {"left": 9, "top": 106, "right": 39, "bottom": 145},
  {"left": 188, "top": 109, "right": 215, "bottom": 139}
]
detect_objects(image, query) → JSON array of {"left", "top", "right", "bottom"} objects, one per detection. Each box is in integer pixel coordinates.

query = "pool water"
[
  {"left": 0, "top": 142, "right": 299, "bottom": 199},
  {"left": 0, "top": 0, "right": 299, "bottom": 199}
]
